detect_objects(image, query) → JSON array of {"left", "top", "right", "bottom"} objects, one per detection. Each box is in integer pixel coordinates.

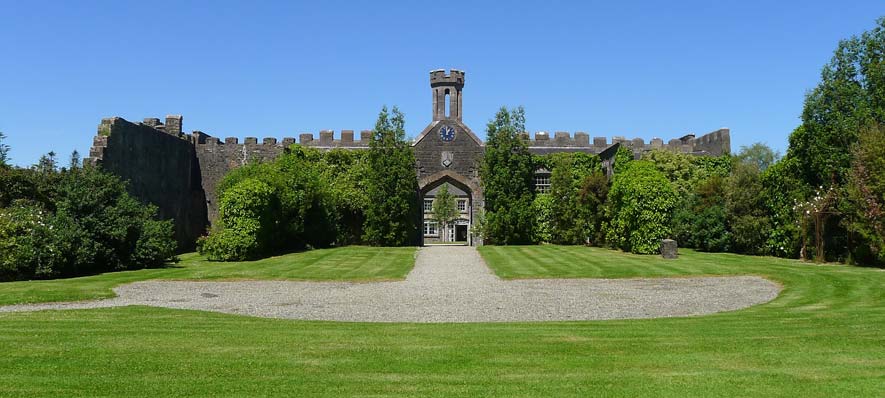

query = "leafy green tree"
[
  {"left": 546, "top": 153, "right": 601, "bottom": 244},
  {"left": 577, "top": 172, "right": 610, "bottom": 246},
  {"left": 725, "top": 162, "right": 771, "bottom": 255},
  {"left": 363, "top": 106, "right": 419, "bottom": 246},
  {"left": 844, "top": 124, "right": 885, "bottom": 265},
  {"left": 0, "top": 132, "right": 9, "bottom": 166},
  {"left": 605, "top": 161, "right": 678, "bottom": 254},
  {"left": 321, "top": 149, "right": 371, "bottom": 245},
  {"left": 761, "top": 154, "right": 808, "bottom": 258},
  {"left": 790, "top": 18, "right": 885, "bottom": 188},
  {"left": 0, "top": 166, "right": 175, "bottom": 280},
  {"left": 774, "top": 17, "right": 885, "bottom": 263},
  {"left": 671, "top": 175, "right": 731, "bottom": 252},
  {"left": 479, "top": 106, "right": 536, "bottom": 245},
  {"left": 431, "top": 184, "right": 458, "bottom": 242},
  {"left": 737, "top": 143, "right": 779, "bottom": 171}
]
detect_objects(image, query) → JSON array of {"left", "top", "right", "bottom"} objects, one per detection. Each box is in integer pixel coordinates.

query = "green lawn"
[
  {"left": 0, "top": 246, "right": 417, "bottom": 305},
  {"left": 0, "top": 245, "right": 883, "bottom": 397}
]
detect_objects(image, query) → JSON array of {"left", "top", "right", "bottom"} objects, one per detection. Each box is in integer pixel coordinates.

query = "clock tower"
[
  {"left": 413, "top": 69, "right": 485, "bottom": 246},
  {"left": 431, "top": 69, "right": 464, "bottom": 121}
]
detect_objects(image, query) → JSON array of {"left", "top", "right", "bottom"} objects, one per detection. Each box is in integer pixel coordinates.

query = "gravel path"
[{"left": 0, "top": 246, "right": 781, "bottom": 322}]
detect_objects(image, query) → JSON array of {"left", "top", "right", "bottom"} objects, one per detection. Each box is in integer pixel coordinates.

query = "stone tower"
[
  {"left": 430, "top": 69, "right": 465, "bottom": 122},
  {"left": 414, "top": 69, "right": 484, "bottom": 245}
]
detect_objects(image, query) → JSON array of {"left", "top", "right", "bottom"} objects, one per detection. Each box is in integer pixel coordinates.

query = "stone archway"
[{"left": 418, "top": 170, "right": 483, "bottom": 246}]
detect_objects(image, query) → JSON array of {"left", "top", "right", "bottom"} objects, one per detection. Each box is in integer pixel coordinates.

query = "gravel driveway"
[{"left": 0, "top": 246, "right": 781, "bottom": 322}]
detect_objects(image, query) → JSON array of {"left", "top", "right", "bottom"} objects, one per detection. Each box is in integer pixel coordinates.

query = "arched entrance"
[{"left": 418, "top": 170, "right": 482, "bottom": 246}]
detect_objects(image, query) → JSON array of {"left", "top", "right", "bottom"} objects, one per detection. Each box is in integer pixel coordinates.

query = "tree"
[
  {"left": 0, "top": 132, "right": 9, "bottom": 166},
  {"left": 68, "top": 150, "right": 81, "bottom": 170},
  {"left": 0, "top": 165, "right": 175, "bottom": 280},
  {"left": 605, "top": 161, "right": 678, "bottom": 254},
  {"left": 725, "top": 162, "right": 771, "bottom": 255},
  {"left": 34, "top": 151, "right": 57, "bottom": 174},
  {"left": 321, "top": 149, "right": 371, "bottom": 245},
  {"left": 789, "top": 17, "right": 885, "bottom": 188},
  {"left": 479, "top": 106, "right": 536, "bottom": 244},
  {"left": 761, "top": 154, "right": 807, "bottom": 258},
  {"left": 431, "top": 184, "right": 458, "bottom": 242},
  {"left": 844, "top": 124, "right": 885, "bottom": 265},
  {"left": 737, "top": 143, "right": 779, "bottom": 171},
  {"left": 546, "top": 153, "right": 601, "bottom": 244},
  {"left": 671, "top": 175, "right": 731, "bottom": 252},
  {"left": 777, "top": 17, "right": 885, "bottom": 262},
  {"left": 577, "top": 172, "right": 610, "bottom": 246},
  {"left": 363, "top": 106, "right": 419, "bottom": 246}
]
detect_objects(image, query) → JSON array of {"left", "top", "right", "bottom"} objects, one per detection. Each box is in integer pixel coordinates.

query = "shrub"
[
  {"left": 0, "top": 202, "right": 56, "bottom": 280},
  {"left": 199, "top": 178, "right": 277, "bottom": 261},
  {"left": 0, "top": 165, "right": 176, "bottom": 280},
  {"left": 532, "top": 193, "right": 553, "bottom": 243},
  {"left": 605, "top": 161, "right": 678, "bottom": 254}
]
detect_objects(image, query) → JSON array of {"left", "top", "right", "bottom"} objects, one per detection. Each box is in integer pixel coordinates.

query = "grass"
[
  {"left": 0, "top": 246, "right": 417, "bottom": 305},
  {"left": 0, "top": 245, "right": 883, "bottom": 396}
]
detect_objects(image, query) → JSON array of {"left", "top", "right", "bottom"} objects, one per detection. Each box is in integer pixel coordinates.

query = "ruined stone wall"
[
  {"left": 86, "top": 116, "right": 207, "bottom": 250},
  {"left": 692, "top": 128, "right": 731, "bottom": 156}
]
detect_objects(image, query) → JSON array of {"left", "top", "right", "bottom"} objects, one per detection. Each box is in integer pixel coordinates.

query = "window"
[
  {"left": 534, "top": 174, "right": 551, "bottom": 193},
  {"left": 423, "top": 221, "right": 438, "bottom": 237},
  {"left": 445, "top": 89, "right": 450, "bottom": 118},
  {"left": 424, "top": 199, "right": 433, "bottom": 213},
  {"left": 457, "top": 199, "right": 467, "bottom": 212}
]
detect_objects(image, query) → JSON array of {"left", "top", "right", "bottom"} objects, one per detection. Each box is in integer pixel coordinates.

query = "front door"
[{"left": 455, "top": 225, "right": 468, "bottom": 242}]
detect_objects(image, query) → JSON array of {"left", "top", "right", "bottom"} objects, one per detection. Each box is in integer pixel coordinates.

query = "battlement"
[
  {"left": 430, "top": 69, "right": 465, "bottom": 87},
  {"left": 523, "top": 128, "right": 731, "bottom": 156},
  {"left": 192, "top": 129, "right": 373, "bottom": 149}
]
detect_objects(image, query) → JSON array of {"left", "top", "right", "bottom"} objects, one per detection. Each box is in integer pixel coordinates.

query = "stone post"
[{"left": 661, "top": 239, "right": 678, "bottom": 259}]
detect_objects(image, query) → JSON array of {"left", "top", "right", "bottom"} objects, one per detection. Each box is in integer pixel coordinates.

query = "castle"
[{"left": 86, "top": 69, "right": 731, "bottom": 248}]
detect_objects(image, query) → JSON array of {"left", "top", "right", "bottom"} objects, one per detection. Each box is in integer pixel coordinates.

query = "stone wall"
[
  {"left": 193, "top": 135, "right": 287, "bottom": 223},
  {"left": 84, "top": 114, "right": 732, "bottom": 250},
  {"left": 524, "top": 128, "right": 731, "bottom": 156},
  {"left": 86, "top": 116, "right": 207, "bottom": 250},
  {"left": 193, "top": 130, "right": 370, "bottom": 222}
]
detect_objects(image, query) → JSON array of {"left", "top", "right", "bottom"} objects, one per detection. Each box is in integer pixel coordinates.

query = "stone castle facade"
[{"left": 86, "top": 69, "right": 730, "bottom": 248}]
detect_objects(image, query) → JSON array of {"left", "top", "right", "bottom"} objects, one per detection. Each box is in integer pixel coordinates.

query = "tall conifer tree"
[
  {"left": 363, "top": 106, "right": 419, "bottom": 246},
  {"left": 479, "top": 106, "right": 536, "bottom": 244}
]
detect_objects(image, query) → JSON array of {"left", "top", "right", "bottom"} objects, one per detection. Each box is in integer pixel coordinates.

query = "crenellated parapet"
[
  {"left": 186, "top": 124, "right": 373, "bottom": 222},
  {"left": 191, "top": 129, "right": 372, "bottom": 149},
  {"left": 523, "top": 128, "right": 730, "bottom": 156}
]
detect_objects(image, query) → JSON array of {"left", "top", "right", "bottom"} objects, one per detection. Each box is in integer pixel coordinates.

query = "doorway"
[{"left": 455, "top": 224, "right": 468, "bottom": 242}]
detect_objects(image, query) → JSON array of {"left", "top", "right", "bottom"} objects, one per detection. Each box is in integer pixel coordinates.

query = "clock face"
[{"left": 439, "top": 125, "right": 456, "bottom": 142}]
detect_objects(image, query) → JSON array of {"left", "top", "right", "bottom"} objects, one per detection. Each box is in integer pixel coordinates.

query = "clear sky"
[{"left": 0, "top": 0, "right": 882, "bottom": 166}]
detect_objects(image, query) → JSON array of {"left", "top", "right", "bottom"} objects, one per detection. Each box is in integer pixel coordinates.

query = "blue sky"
[{"left": 0, "top": 0, "right": 882, "bottom": 166}]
